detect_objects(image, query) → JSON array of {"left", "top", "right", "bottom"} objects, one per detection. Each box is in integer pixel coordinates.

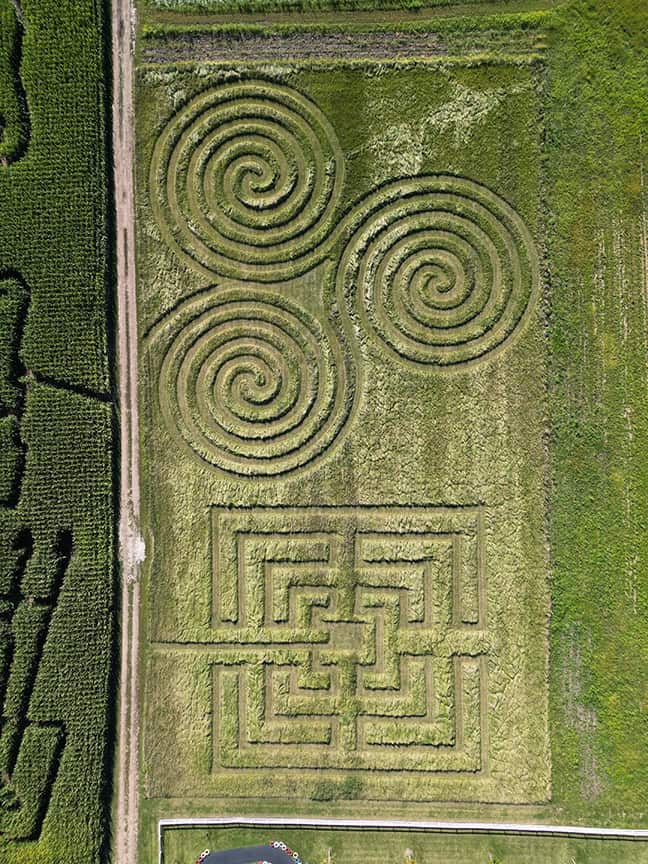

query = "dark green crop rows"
[
  {"left": 0, "top": 0, "right": 29, "bottom": 165},
  {"left": 0, "top": 1, "right": 113, "bottom": 863}
]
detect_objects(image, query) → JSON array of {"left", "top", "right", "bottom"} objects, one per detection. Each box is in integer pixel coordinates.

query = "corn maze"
[
  {"left": 0, "top": 274, "right": 64, "bottom": 842},
  {"left": 0, "top": 522, "right": 70, "bottom": 841},
  {"left": 0, "top": 3, "right": 112, "bottom": 864},
  {"left": 139, "top": 54, "right": 552, "bottom": 826}
]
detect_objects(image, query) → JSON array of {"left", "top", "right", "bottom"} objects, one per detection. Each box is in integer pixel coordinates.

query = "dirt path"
[{"left": 111, "top": 0, "right": 142, "bottom": 862}]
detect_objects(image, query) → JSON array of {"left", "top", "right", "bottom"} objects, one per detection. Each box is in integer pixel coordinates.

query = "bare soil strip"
[{"left": 111, "top": 0, "right": 142, "bottom": 862}]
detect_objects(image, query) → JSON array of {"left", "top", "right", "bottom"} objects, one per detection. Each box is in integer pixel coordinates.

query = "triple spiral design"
[
  {"left": 148, "top": 79, "right": 541, "bottom": 478},
  {"left": 149, "top": 80, "right": 344, "bottom": 283},
  {"left": 147, "top": 288, "right": 354, "bottom": 478}
]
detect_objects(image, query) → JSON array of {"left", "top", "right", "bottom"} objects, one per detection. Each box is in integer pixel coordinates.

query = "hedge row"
[{"left": 0, "top": 2, "right": 113, "bottom": 863}]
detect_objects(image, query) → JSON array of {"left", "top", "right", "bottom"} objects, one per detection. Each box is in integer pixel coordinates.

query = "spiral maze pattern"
[
  {"left": 146, "top": 288, "right": 355, "bottom": 478},
  {"left": 149, "top": 80, "right": 344, "bottom": 283},
  {"left": 336, "top": 175, "right": 540, "bottom": 370}
]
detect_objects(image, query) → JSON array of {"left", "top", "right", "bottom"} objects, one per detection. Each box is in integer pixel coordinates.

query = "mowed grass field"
[
  {"left": 160, "top": 826, "right": 648, "bottom": 864},
  {"left": 133, "top": 0, "right": 648, "bottom": 861}
]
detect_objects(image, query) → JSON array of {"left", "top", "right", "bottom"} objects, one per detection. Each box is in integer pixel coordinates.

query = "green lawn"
[{"left": 161, "top": 826, "right": 648, "bottom": 864}]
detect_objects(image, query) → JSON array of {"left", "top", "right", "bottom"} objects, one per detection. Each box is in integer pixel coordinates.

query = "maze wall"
[{"left": 139, "top": 61, "right": 551, "bottom": 812}]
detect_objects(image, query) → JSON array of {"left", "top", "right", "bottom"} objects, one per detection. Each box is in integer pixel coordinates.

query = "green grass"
[
  {"left": 160, "top": 825, "right": 648, "bottom": 864},
  {"left": 140, "top": 0, "right": 560, "bottom": 16},
  {"left": 545, "top": 0, "right": 648, "bottom": 820},
  {"left": 0, "top": 1, "right": 113, "bottom": 862}
]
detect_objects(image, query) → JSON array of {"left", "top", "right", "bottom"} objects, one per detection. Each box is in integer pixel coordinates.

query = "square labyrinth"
[
  {"left": 148, "top": 505, "right": 551, "bottom": 803},
  {"left": 210, "top": 506, "right": 490, "bottom": 776}
]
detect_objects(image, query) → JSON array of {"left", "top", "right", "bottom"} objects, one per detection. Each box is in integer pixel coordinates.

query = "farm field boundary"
[
  {"left": 136, "top": 35, "right": 550, "bottom": 839},
  {"left": 134, "top": 2, "right": 648, "bottom": 862}
]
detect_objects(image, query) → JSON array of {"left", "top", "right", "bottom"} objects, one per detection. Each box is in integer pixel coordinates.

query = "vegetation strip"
[
  {"left": 141, "top": 0, "right": 562, "bottom": 25},
  {"left": 140, "top": 22, "right": 545, "bottom": 62}
]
